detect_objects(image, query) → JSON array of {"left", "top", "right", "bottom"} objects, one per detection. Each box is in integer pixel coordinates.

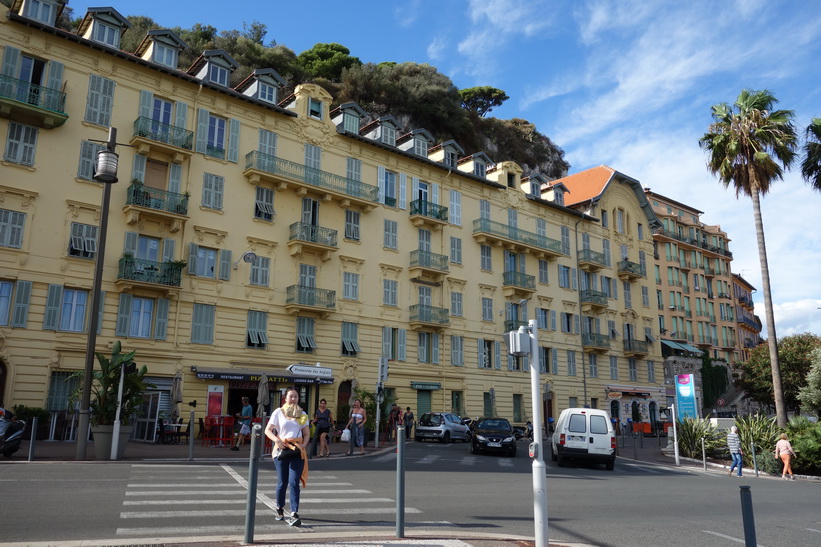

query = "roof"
[
  {"left": 187, "top": 49, "right": 239, "bottom": 74},
  {"left": 234, "top": 68, "right": 286, "bottom": 92},
  {"left": 134, "top": 29, "right": 187, "bottom": 57},
  {"left": 551, "top": 165, "right": 615, "bottom": 206}
]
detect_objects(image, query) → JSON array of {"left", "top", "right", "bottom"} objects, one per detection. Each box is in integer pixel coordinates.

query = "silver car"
[{"left": 414, "top": 412, "right": 471, "bottom": 443}]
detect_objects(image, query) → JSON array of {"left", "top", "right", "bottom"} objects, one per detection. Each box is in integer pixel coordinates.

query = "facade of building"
[
  {"left": 732, "top": 274, "right": 762, "bottom": 363},
  {"left": 0, "top": 1, "right": 665, "bottom": 440}
]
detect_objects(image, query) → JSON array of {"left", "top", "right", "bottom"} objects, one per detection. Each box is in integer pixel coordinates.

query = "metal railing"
[
  {"left": 578, "top": 248, "right": 607, "bottom": 267},
  {"left": 117, "top": 257, "right": 184, "bottom": 287},
  {"left": 409, "top": 304, "right": 449, "bottom": 325},
  {"left": 245, "top": 151, "right": 379, "bottom": 202},
  {"left": 126, "top": 182, "right": 189, "bottom": 215},
  {"left": 133, "top": 116, "right": 194, "bottom": 150},
  {"left": 623, "top": 339, "right": 648, "bottom": 353},
  {"left": 286, "top": 285, "right": 336, "bottom": 309},
  {"left": 410, "top": 199, "right": 448, "bottom": 222},
  {"left": 472, "top": 218, "right": 563, "bottom": 254},
  {"left": 0, "top": 74, "right": 67, "bottom": 113},
  {"left": 580, "top": 289, "right": 608, "bottom": 306},
  {"left": 503, "top": 270, "right": 536, "bottom": 290},
  {"left": 582, "top": 333, "right": 610, "bottom": 348},
  {"left": 618, "top": 260, "right": 646, "bottom": 277},
  {"left": 206, "top": 144, "right": 225, "bottom": 159},
  {"left": 410, "top": 249, "right": 449, "bottom": 272},
  {"left": 288, "top": 222, "right": 338, "bottom": 247}
]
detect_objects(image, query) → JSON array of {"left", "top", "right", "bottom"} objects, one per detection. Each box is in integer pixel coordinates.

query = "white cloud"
[
  {"left": 773, "top": 299, "right": 821, "bottom": 337},
  {"left": 427, "top": 36, "right": 447, "bottom": 61}
]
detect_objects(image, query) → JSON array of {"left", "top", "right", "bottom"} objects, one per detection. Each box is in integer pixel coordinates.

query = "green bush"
[
  {"left": 788, "top": 419, "right": 821, "bottom": 475},
  {"left": 11, "top": 405, "right": 51, "bottom": 423},
  {"left": 676, "top": 418, "right": 723, "bottom": 458},
  {"left": 734, "top": 414, "right": 780, "bottom": 468}
]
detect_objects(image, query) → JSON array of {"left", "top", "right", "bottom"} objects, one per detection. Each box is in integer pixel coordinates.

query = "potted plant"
[{"left": 70, "top": 341, "right": 153, "bottom": 460}]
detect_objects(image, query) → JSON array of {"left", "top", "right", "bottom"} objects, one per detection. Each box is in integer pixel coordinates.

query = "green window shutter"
[
  {"left": 399, "top": 173, "right": 407, "bottom": 209},
  {"left": 115, "top": 293, "right": 132, "bottom": 336},
  {"left": 187, "top": 242, "right": 198, "bottom": 275},
  {"left": 123, "top": 231, "right": 138, "bottom": 255},
  {"left": 84, "top": 74, "right": 101, "bottom": 123},
  {"left": 131, "top": 154, "right": 146, "bottom": 183},
  {"left": 218, "top": 249, "right": 232, "bottom": 281},
  {"left": 1, "top": 46, "right": 21, "bottom": 78},
  {"left": 154, "top": 298, "right": 169, "bottom": 340},
  {"left": 45, "top": 61, "right": 64, "bottom": 110},
  {"left": 96, "top": 290, "right": 105, "bottom": 335},
  {"left": 259, "top": 129, "right": 277, "bottom": 157},
  {"left": 162, "top": 239, "right": 175, "bottom": 262},
  {"left": 477, "top": 339, "right": 483, "bottom": 368},
  {"left": 494, "top": 341, "right": 501, "bottom": 369},
  {"left": 43, "top": 284, "right": 63, "bottom": 330},
  {"left": 174, "top": 101, "right": 188, "bottom": 130},
  {"left": 11, "top": 280, "right": 32, "bottom": 328},
  {"left": 377, "top": 166, "right": 385, "bottom": 203},
  {"left": 228, "top": 118, "right": 240, "bottom": 163},
  {"left": 195, "top": 108, "right": 209, "bottom": 154},
  {"left": 382, "top": 326, "right": 391, "bottom": 357},
  {"left": 168, "top": 163, "right": 182, "bottom": 194},
  {"left": 397, "top": 329, "right": 406, "bottom": 361},
  {"left": 139, "top": 90, "right": 153, "bottom": 119}
]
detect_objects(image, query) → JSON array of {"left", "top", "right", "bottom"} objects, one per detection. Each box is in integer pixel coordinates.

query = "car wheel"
[
  {"left": 605, "top": 461, "right": 615, "bottom": 471},
  {"left": 464, "top": 430, "right": 472, "bottom": 443},
  {"left": 440, "top": 431, "right": 451, "bottom": 444},
  {"left": 557, "top": 455, "right": 566, "bottom": 467},
  {"left": 550, "top": 445, "right": 558, "bottom": 462}
]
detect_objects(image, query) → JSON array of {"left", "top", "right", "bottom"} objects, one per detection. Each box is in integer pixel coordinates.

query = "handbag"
[
  {"left": 277, "top": 445, "right": 301, "bottom": 462},
  {"left": 340, "top": 428, "right": 351, "bottom": 442}
]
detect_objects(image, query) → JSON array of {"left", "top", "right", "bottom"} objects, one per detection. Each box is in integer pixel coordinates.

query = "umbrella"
[
  {"left": 257, "top": 373, "right": 270, "bottom": 418},
  {"left": 170, "top": 372, "right": 183, "bottom": 421}
]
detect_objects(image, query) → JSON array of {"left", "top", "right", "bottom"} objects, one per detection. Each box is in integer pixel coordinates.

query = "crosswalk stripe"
[
  {"left": 126, "top": 481, "right": 352, "bottom": 488},
  {"left": 123, "top": 497, "right": 393, "bottom": 506},
  {"left": 117, "top": 520, "right": 454, "bottom": 537},
  {"left": 126, "top": 489, "right": 374, "bottom": 496},
  {"left": 121, "top": 507, "right": 423, "bottom": 518}
]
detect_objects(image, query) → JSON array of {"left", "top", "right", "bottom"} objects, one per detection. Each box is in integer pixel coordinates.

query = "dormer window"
[
  {"left": 554, "top": 188, "right": 565, "bottom": 206},
  {"left": 445, "top": 151, "right": 458, "bottom": 167},
  {"left": 153, "top": 44, "right": 176, "bottom": 68},
  {"left": 530, "top": 180, "right": 540, "bottom": 197},
  {"left": 209, "top": 64, "right": 228, "bottom": 87},
  {"left": 343, "top": 112, "right": 359, "bottom": 133},
  {"left": 414, "top": 138, "right": 428, "bottom": 157},
  {"left": 93, "top": 21, "right": 119, "bottom": 47},
  {"left": 23, "top": 0, "right": 59, "bottom": 25},
  {"left": 507, "top": 173, "right": 516, "bottom": 188},
  {"left": 308, "top": 98, "right": 322, "bottom": 119},
  {"left": 258, "top": 82, "right": 277, "bottom": 104},
  {"left": 382, "top": 125, "right": 396, "bottom": 146},
  {"left": 475, "top": 162, "right": 486, "bottom": 178}
]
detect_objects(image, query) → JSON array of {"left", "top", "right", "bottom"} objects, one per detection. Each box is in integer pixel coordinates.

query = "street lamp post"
[{"left": 75, "top": 127, "right": 119, "bottom": 461}]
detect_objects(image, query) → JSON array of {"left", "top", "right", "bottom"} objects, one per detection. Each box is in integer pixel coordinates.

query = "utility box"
[{"left": 506, "top": 329, "right": 530, "bottom": 356}]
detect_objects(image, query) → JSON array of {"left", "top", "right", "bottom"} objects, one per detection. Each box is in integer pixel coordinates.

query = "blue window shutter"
[
  {"left": 139, "top": 90, "right": 153, "bottom": 119},
  {"left": 123, "top": 231, "right": 138, "bottom": 255},
  {"left": 115, "top": 293, "right": 132, "bottom": 336},
  {"left": 43, "top": 284, "right": 62, "bottom": 330},
  {"left": 411, "top": 177, "right": 419, "bottom": 204},
  {"left": 168, "top": 163, "right": 182, "bottom": 194},
  {"left": 203, "top": 305, "right": 215, "bottom": 343},
  {"left": 96, "top": 290, "right": 105, "bottom": 335},
  {"left": 477, "top": 338, "right": 483, "bottom": 367},
  {"left": 195, "top": 108, "right": 209, "bottom": 154},
  {"left": 11, "top": 280, "right": 32, "bottom": 327},
  {"left": 377, "top": 166, "right": 386, "bottom": 204},
  {"left": 432, "top": 333, "right": 439, "bottom": 364},
  {"left": 78, "top": 141, "right": 100, "bottom": 180},
  {"left": 188, "top": 243, "right": 198, "bottom": 275},
  {"left": 431, "top": 183, "right": 439, "bottom": 205},
  {"left": 228, "top": 118, "right": 240, "bottom": 162},
  {"left": 571, "top": 268, "right": 578, "bottom": 290},
  {"left": 154, "top": 298, "right": 169, "bottom": 340},
  {"left": 162, "top": 239, "right": 175, "bottom": 262},
  {"left": 399, "top": 173, "right": 407, "bottom": 209},
  {"left": 397, "top": 329, "right": 406, "bottom": 361},
  {"left": 382, "top": 326, "right": 391, "bottom": 357},
  {"left": 46, "top": 61, "right": 64, "bottom": 100},
  {"left": 131, "top": 154, "right": 146, "bottom": 183},
  {"left": 1, "top": 46, "right": 21, "bottom": 79},
  {"left": 574, "top": 315, "right": 580, "bottom": 334},
  {"left": 494, "top": 341, "right": 501, "bottom": 369},
  {"left": 550, "top": 310, "right": 556, "bottom": 331},
  {"left": 174, "top": 101, "right": 188, "bottom": 130},
  {"left": 507, "top": 352, "right": 513, "bottom": 370},
  {"left": 218, "top": 249, "right": 232, "bottom": 280}
]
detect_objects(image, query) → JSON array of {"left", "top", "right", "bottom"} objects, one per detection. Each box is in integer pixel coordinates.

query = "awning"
[
  {"left": 679, "top": 343, "right": 703, "bottom": 353},
  {"left": 193, "top": 366, "right": 334, "bottom": 384},
  {"left": 661, "top": 340, "right": 686, "bottom": 351}
]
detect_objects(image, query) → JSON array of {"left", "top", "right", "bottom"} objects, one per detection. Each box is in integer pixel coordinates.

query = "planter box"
[{"left": 91, "top": 425, "right": 134, "bottom": 460}]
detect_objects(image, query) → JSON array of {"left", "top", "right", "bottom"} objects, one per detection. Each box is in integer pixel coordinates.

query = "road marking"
[
  {"left": 417, "top": 454, "right": 441, "bottom": 465},
  {"left": 807, "top": 528, "right": 821, "bottom": 534},
  {"left": 620, "top": 462, "right": 662, "bottom": 474},
  {"left": 498, "top": 458, "right": 514, "bottom": 467},
  {"left": 123, "top": 497, "right": 394, "bottom": 506},
  {"left": 126, "top": 489, "right": 374, "bottom": 496},
  {"left": 126, "top": 481, "right": 353, "bottom": 487},
  {"left": 121, "top": 507, "right": 423, "bottom": 518},
  {"left": 702, "top": 530, "right": 765, "bottom": 546},
  {"left": 117, "top": 520, "right": 453, "bottom": 537}
]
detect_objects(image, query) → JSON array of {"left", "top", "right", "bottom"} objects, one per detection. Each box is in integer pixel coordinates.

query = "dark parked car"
[
  {"left": 415, "top": 412, "right": 471, "bottom": 443},
  {"left": 470, "top": 417, "right": 517, "bottom": 456}
]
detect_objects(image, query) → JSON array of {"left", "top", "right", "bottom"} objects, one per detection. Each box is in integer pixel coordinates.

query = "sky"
[{"left": 68, "top": 0, "right": 821, "bottom": 340}]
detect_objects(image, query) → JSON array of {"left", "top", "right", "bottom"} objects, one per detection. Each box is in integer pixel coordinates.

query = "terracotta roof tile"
[{"left": 550, "top": 165, "right": 615, "bottom": 206}]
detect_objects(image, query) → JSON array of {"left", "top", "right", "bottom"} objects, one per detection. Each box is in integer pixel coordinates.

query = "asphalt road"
[{"left": 1, "top": 439, "right": 819, "bottom": 546}]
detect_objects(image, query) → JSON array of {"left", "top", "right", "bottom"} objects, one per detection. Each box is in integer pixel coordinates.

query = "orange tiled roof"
[{"left": 550, "top": 165, "right": 616, "bottom": 206}]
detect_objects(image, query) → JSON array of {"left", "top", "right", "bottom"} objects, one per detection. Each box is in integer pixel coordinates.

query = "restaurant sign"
[
  {"left": 194, "top": 368, "right": 333, "bottom": 384},
  {"left": 410, "top": 381, "right": 442, "bottom": 390}
]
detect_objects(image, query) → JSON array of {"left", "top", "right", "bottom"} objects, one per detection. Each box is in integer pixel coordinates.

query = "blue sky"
[{"left": 70, "top": 0, "right": 821, "bottom": 339}]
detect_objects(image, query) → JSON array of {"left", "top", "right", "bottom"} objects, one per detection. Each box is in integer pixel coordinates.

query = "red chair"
[{"left": 202, "top": 416, "right": 217, "bottom": 447}]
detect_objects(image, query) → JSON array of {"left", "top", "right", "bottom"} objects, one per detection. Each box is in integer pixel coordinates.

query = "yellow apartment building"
[
  {"left": 732, "top": 274, "right": 762, "bottom": 363},
  {"left": 0, "top": 1, "right": 665, "bottom": 440}
]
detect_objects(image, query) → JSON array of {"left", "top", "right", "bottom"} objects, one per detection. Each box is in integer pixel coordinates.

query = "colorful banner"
[{"left": 675, "top": 374, "right": 698, "bottom": 420}]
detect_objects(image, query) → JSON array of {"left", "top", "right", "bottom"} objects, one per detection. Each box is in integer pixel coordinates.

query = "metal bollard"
[
  {"left": 396, "top": 425, "right": 405, "bottom": 538},
  {"left": 244, "top": 424, "right": 262, "bottom": 544},
  {"left": 27, "top": 416, "right": 38, "bottom": 462},
  {"left": 632, "top": 433, "right": 638, "bottom": 460},
  {"left": 750, "top": 442, "right": 759, "bottom": 478},
  {"left": 739, "top": 485, "right": 757, "bottom": 547},
  {"left": 701, "top": 437, "right": 707, "bottom": 471},
  {"left": 188, "top": 409, "right": 195, "bottom": 461}
]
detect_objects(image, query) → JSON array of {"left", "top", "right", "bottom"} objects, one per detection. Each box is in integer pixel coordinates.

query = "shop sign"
[
  {"left": 607, "top": 391, "right": 622, "bottom": 399},
  {"left": 410, "top": 381, "right": 441, "bottom": 390}
]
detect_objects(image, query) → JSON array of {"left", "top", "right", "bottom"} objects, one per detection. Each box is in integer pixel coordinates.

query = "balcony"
[
  {"left": 578, "top": 248, "right": 607, "bottom": 272},
  {"left": 244, "top": 151, "right": 379, "bottom": 212},
  {"left": 623, "top": 339, "right": 649, "bottom": 356},
  {"left": 580, "top": 289, "right": 608, "bottom": 312},
  {"left": 285, "top": 285, "right": 336, "bottom": 317},
  {"left": 617, "top": 260, "right": 645, "bottom": 281},
  {"left": 130, "top": 116, "right": 194, "bottom": 162},
  {"left": 737, "top": 316, "right": 759, "bottom": 329},
  {"left": 582, "top": 333, "right": 610, "bottom": 353},
  {"left": 696, "top": 336, "right": 714, "bottom": 346},
  {"left": 504, "top": 319, "right": 528, "bottom": 332},
  {"left": 206, "top": 145, "right": 225, "bottom": 160},
  {"left": 123, "top": 182, "right": 188, "bottom": 233},
  {"left": 409, "top": 249, "right": 449, "bottom": 280},
  {"left": 472, "top": 218, "right": 564, "bottom": 260},
  {"left": 0, "top": 74, "right": 68, "bottom": 128},
  {"left": 115, "top": 257, "right": 183, "bottom": 295},
  {"left": 717, "top": 292, "right": 732, "bottom": 300},
  {"left": 502, "top": 270, "right": 536, "bottom": 298},
  {"left": 288, "top": 222, "right": 338, "bottom": 261},
  {"left": 409, "top": 304, "right": 449, "bottom": 330},
  {"left": 704, "top": 266, "right": 716, "bottom": 277},
  {"left": 679, "top": 259, "right": 692, "bottom": 271},
  {"left": 409, "top": 199, "right": 448, "bottom": 230}
]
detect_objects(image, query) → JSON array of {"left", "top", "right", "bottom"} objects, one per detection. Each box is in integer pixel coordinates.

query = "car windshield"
[
  {"left": 420, "top": 414, "right": 442, "bottom": 426},
  {"left": 478, "top": 419, "right": 510, "bottom": 430}
]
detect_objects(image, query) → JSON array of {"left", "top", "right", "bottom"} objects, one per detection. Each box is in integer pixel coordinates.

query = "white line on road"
[
  {"left": 417, "top": 454, "right": 441, "bottom": 465},
  {"left": 807, "top": 528, "right": 821, "bottom": 533},
  {"left": 117, "top": 520, "right": 452, "bottom": 537},
  {"left": 621, "top": 462, "right": 662, "bottom": 474},
  {"left": 125, "top": 489, "right": 374, "bottom": 496},
  {"left": 120, "top": 507, "right": 423, "bottom": 518},
  {"left": 126, "top": 481, "right": 353, "bottom": 487},
  {"left": 702, "top": 530, "right": 765, "bottom": 546},
  {"left": 123, "top": 497, "right": 394, "bottom": 505}
]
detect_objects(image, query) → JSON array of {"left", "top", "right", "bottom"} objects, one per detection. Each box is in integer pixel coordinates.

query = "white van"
[{"left": 550, "top": 408, "right": 616, "bottom": 470}]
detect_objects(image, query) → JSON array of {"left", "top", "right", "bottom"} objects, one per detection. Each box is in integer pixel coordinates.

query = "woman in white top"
[
  {"left": 345, "top": 398, "right": 367, "bottom": 455},
  {"left": 265, "top": 387, "right": 310, "bottom": 526}
]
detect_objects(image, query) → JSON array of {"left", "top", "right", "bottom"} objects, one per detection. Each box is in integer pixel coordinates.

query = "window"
[
  {"left": 208, "top": 64, "right": 228, "bottom": 86},
  {"left": 475, "top": 162, "right": 486, "bottom": 177},
  {"left": 647, "top": 360, "right": 656, "bottom": 382},
  {"left": 308, "top": 98, "right": 322, "bottom": 119},
  {"left": 642, "top": 286, "right": 650, "bottom": 307},
  {"left": 25, "top": 0, "right": 56, "bottom": 24},
  {"left": 567, "top": 350, "right": 577, "bottom": 376},
  {"left": 254, "top": 186, "right": 274, "bottom": 221},
  {"left": 202, "top": 173, "right": 224, "bottom": 210},
  {"left": 561, "top": 312, "right": 577, "bottom": 334},
  {"left": 127, "top": 297, "right": 154, "bottom": 338},
  {"left": 383, "top": 279, "right": 398, "bottom": 306},
  {"left": 617, "top": 209, "right": 625, "bottom": 233},
  {"left": 537, "top": 308, "right": 549, "bottom": 329},
  {"left": 346, "top": 157, "right": 361, "bottom": 181},
  {"left": 207, "top": 114, "right": 226, "bottom": 157},
  {"left": 383, "top": 219, "right": 398, "bottom": 249},
  {"left": 343, "top": 272, "right": 359, "bottom": 300},
  {"left": 414, "top": 138, "right": 428, "bottom": 157},
  {"left": 153, "top": 43, "right": 176, "bottom": 68},
  {"left": 245, "top": 310, "right": 268, "bottom": 349},
  {"left": 191, "top": 303, "right": 215, "bottom": 344},
  {"left": 601, "top": 210, "right": 608, "bottom": 228},
  {"left": 480, "top": 339, "right": 495, "bottom": 369},
  {"left": 249, "top": 256, "right": 270, "bottom": 287},
  {"left": 481, "top": 297, "right": 493, "bottom": 321},
  {"left": 624, "top": 282, "right": 632, "bottom": 308},
  {"left": 607, "top": 356, "right": 618, "bottom": 380},
  {"left": 193, "top": 246, "right": 217, "bottom": 278},
  {"left": 602, "top": 239, "right": 611, "bottom": 266},
  {"left": 380, "top": 168, "right": 397, "bottom": 206},
  {"left": 341, "top": 322, "right": 361, "bottom": 356},
  {"left": 588, "top": 353, "right": 598, "bottom": 377},
  {"left": 480, "top": 244, "right": 492, "bottom": 270},
  {"left": 258, "top": 82, "right": 276, "bottom": 103},
  {"left": 68, "top": 222, "right": 98, "bottom": 259},
  {"left": 560, "top": 226, "right": 570, "bottom": 254},
  {"left": 382, "top": 125, "right": 396, "bottom": 146},
  {"left": 4, "top": 123, "right": 37, "bottom": 165},
  {"left": 445, "top": 150, "right": 458, "bottom": 167},
  {"left": 343, "top": 112, "right": 359, "bottom": 133},
  {"left": 77, "top": 141, "right": 103, "bottom": 180},
  {"left": 296, "top": 316, "right": 316, "bottom": 352},
  {"left": 637, "top": 223, "right": 644, "bottom": 240},
  {"left": 345, "top": 210, "right": 360, "bottom": 240},
  {"left": 451, "top": 335, "right": 464, "bottom": 366},
  {"left": 450, "top": 237, "right": 462, "bottom": 264},
  {"left": 628, "top": 358, "right": 638, "bottom": 381},
  {"left": 418, "top": 332, "right": 439, "bottom": 363},
  {"left": 85, "top": 75, "right": 115, "bottom": 126},
  {"left": 449, "top": 190, "right": 462, "bottom": 225},
  {"left": 0, "top": 209, "right": 25, "bottom": 249},
  {"left": 92, "top": 21, "right": 119, "bottom": 47},
  {"left": 536, "top": 218, "right": 546, "bottom": 237},
  {"left": 56, "top": 287, "right": 87, "bottom": 332},
  {"left": 538, "top": 347, "right": 549, "bottom": 373},
  {"left": 383, "top": 326, "right": 406, "bottom": 361},
  {"left": 539, "top": 259, "right": 549, "bottom": 284},
  {"left": 450, "top": 291, "right": 463, "bottom": 316},
  {"left": 0, "top": 281, "right": 10, "bottom": 326},
  {"left": 479, "top": 199, "right": 490, "bottom": 220},
  {"left": 513, "top": 394, "right": 524, "bottom": 422},
  {"left": 559, "top": 265, "right": 571, "bottom": 288}
]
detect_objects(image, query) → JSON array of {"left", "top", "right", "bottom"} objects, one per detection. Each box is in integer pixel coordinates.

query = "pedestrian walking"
[
  {"left": 774, "top": 433, "right": 797, "bottom": 480},
  {"left": 388, "top": 403, "right": 400, "bottom": 443},
  {"left": 403, "top": 407, "right": 414, "bottom": 441},
  {"left": 231, "top": 397, "right": 253, "bottom": 451},
  {"left": 345, "top": 398, "right": 366, "bottom": 455},
  {"left": 312, "top": 399, "right": 334, "bottom": 457},
  {"left": 726, "top": 425, "right": 743, "bottom": 477},
  {"left": 265, "top": 387, "right": 310, "bottom": 526}
]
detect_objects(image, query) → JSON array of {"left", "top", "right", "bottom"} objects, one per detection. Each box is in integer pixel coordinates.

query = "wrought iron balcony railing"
[
  {"left": 133, "top": 116, "right": 194, "bottom": 150},
  {"left": 582, "top": 333, "right": 610, "bottom": 348},
  {"left": 617, "top": 260, "right": 646, "bottom": 277},
  {"left": 206, "top": 144, "right": 225, "bottom": 159},
  {"left": 286, "top": 285, "right": 336, "bottom": 309},
  {"left": 578, "top": 248, "right": 607, "bottom": 267},
  {"left": 126, "top": 182, "right": 189, "bottom": 215},
  {"left": 117, "top": 257, "right": 183, "bottom": 287},
  {"left": 410, "top": 199, "right": 448, "bottom": 222},
  {"left": 503, "top": 270, "right": 536, "bottom": 290},
  {"left": 623, "top": 339, "right": 648, "bottom": 353},
  {"left": 0, "top": 74, "right": 67, "bottom": 114},
  {"left": 473, "top": 218, "right": 563, "bottom": 254},
  {"left": 410, "top": 249, "right": 449, "bottom": 272},
  {"left": 580, "top": 289, "right": 608, "bottom": 307},
  {"left": 288, "top": 222, "right": 338, "bottom": 247},
  {"left": 409, "top": 304, "right": 449, "bottom": 325}
]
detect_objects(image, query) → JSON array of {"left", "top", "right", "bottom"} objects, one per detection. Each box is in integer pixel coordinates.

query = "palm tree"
[
  {"left": 699, "top": 89, "right": 797, "bottom": 428},
  {"left": 801, "top": 118, "right": 821, "bottom": 190}
]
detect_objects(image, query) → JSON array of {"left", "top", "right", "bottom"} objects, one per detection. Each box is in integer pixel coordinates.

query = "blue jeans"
[
  {"left": 274, "top": 456, "right": 305, "bottom": 513},
  {"left": 730, "top": 452, "right": 743, "bottom": 476}
]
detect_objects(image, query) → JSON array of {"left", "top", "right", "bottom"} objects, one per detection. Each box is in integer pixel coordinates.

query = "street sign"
[{"left": 287, "top": 363, "right": 333, "bottom": 378}]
